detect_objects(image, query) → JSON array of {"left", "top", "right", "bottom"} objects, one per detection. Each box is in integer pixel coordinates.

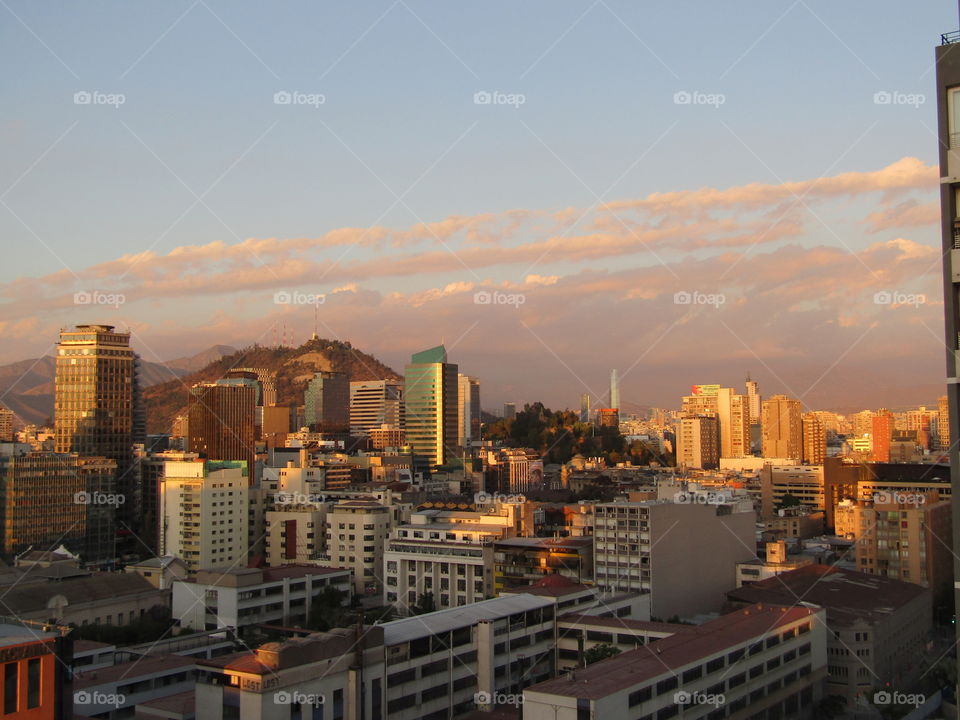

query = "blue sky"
[{"left": 0, "top": 1, "right": 956, "bottom": 410}]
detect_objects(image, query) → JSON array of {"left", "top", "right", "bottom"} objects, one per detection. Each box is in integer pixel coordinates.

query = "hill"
[{"left": 143, "top": 338, "right": 401, "bottom": 433}]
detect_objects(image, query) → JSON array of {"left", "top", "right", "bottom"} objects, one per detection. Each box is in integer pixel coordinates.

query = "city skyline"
[{"left": 0, "top": 2, "right": 955, "bottom": 414}]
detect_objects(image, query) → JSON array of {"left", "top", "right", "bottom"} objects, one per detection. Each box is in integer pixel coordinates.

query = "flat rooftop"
[
  {"left": 382, "top": 593, "right": 554, "bottom": 645},
  {"left": 526, "top": 604, "right": 815, "bottom": 699},
  {"left": 726, "top": 565, "right": 928, "bottom": 626},
  {"left": 74, "top": 654, "right": 195, "bottom": 689}
]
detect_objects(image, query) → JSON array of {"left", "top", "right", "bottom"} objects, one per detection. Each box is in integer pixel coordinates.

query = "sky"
[{"left": 0, "top": 1, "right": 957, "bottom": 412}]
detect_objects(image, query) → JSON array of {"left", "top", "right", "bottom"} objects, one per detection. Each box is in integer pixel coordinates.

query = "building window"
[
  {"left": 26, "top": 659, "right": 39, "bottom": 710},
  {"left": 3, "top": 663, "right": 16, "bottom": 715}
]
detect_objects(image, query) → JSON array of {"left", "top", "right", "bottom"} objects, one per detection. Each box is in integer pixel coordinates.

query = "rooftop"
[
  {"left": 382, "top": 593, "right": 554, "bottom": 645},
  {"left": 725, "top": 565, "right": 928, "bottom": 626},
  {"left": 557, "top": 614, "right": 696, "bottom": 635},
  {"left": 526, "top": 604, "right": 816, "bottom": 699},
  {"left": 493, "top": 536, "right": 593, "bottom": 550},
  {"left": 74, "top": 654, "right": 195, "bottom": 689},
  {"left": 501, "top": 574, "right": 591, "bottom": 598}
]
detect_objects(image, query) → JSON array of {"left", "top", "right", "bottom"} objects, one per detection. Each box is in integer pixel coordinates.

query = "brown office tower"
[
  {"left": 761, "top": 394, "right": 802, "bottom": 460},
  {"left": 54, "top": 325, "right": 139, "bottom": 539},
  {"left": 871, "top": 410, "right": 894, "bottom": 463},
  {"left": 187, "top": 382, "right": 256, "bottom": 478}
]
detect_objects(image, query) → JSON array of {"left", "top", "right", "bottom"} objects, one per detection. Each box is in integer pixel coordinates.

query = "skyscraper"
[
  {"left": 457, "top": 374, "right": 481, "bottom": 449},
  {"left": 503, "top": 403, "right": 516, "bottom": 420},
  {"left": 609, "top": 369, "right": 620, "bottom": 412},
  {"left": 761, "top": 395, "right": 803, "bottom": 460},
  {"left": 0, "top": 407, "right": 12, "bottom": 442},
  {"left": 303, "top": 371, "right": 349, "bottom": 432},
  {"left": 55, "top": 324, "right": 137, "bottom": 467},
  {"left": 802, "top": 412, "right": 826, "bottom": 465},
  {"left": 717, "top": 387, "right": 750, "bottom": 459},
  {"left": 871, "top": 410, "right": 894, "bottom": 463},
  {"left": 579, "top": 394, "right": 591, "bottom": 423},
  {"left": 349, "top": 380, "right": 404, "bottom": 435},
  {"left": 404, "top": 346, "right": 458, "bottom": 467},
  {"left": 187, "top": 381, "right": 256, "bottom": 474},
  {"left": 676, "top": 415, "right": 720, "bottom": 469},
  {"left": 745, "top": 373, "right": 761, "bottom": 425},
  {"left": 938, "top": 395, "right": 950, "bottom": 452}
]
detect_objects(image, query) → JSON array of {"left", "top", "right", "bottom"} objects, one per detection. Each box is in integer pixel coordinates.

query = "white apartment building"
[
  {"left": 172, "top": 565, "right": 351, "bottom": 631},
  {"left": 323, "top": 499, "right": 393, "bottom": 597},
  {"left": 383, "top": 506, "right": 519, "bottom": 613},
  {"left": 159, "top": 459, "right": 249, "bottom": 572},
  {"left": 593, "top": 498, "right": 755, "bottom": 619},
  {"left": 264, "top": 503, "right": 327, "bottom": 567}
]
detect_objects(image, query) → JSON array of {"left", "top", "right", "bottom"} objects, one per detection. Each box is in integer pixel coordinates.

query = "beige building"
[
  {"left": 265, "top": 502, "right": 327, "bottom": 567},
  {"left": 717, "top": 387, "right": 750, "bottom": 458},
  {"left": 759, "top": 464, "right": 825, "bottom": 518},
  {"left": 802, "top": 412, "right": 826, "bottom": 464},
  {"left": 675, "top": 415, "right": 719, "bottom": 469},
  {"left": 323, "top": 499, "right": 393, "bottom": 597},
  {"left": 159, "top": 458, "right": 250, "bottom": 572},
  {"left": 850, "top": 492, "right": 953, "bottom": 607},
  {"left": 0, "top": 408, "right": 12, "bottom": 442},
  {"left": 593, "top": 498, "right": 755, "bottom": 619},
  {"left": 762, "top": 394, "right": 802, "bottom": 460}
]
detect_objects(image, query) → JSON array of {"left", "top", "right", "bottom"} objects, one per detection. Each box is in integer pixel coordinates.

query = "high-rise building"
[
  {"left": 404, "top": 346, "right": 458, "bottom": 467},
  {"left": 323, "top": 499, "right": 393, "bottom": 596},
  {"left": 457, "top": 374, "right": 481, "bottom": 449},
  {"left": 349, "top": 380, "right": 403, "bottom": 436},
  {"left": 851, "top": 409, "right": 876, "bottom": 438},
  {"left": 609, "top": 368, "right": 620, "bottom": 411},
  {"left": 676, "top": 415, "right": 720, "bottom": 469},
  {"left": 717, "top": 387, "right": 750, "bottom": 458},
  {"left": 745, "top": 373, "right": 761, "bottom": 425},
  {"left": 503, "top": 402, "right": 516, "bottom": 420},
  {"left": 871, "top": 409, "right": 894, "bottom": 463},
  {"left": 0, "top": 444, "right": 86, "bottom": 560},
  {"left": 761, "top": 394, "right": 803, "bottom": 460},
  {"left": 579, "top": 393, "right": 591, "bottom": 423},
  {"left": 802, "top": 412, "right": 826, "bottom": 465},
  {"left": 54, "top": 324, "right": 138, "bottom": 473},
  {"left": 0, "top": 407, "right": 13, "bottom": 442},
  {"left": 303, "top": 371, "right": 349, "bottom": 432},
  {"left": 938, "top": 394, "right": 950, "bottom": 452},
  {"left": 159, "top": 458, "right": 250, "bottom": 571},
  {"left": 186, "top": 381, "right": 256, "bottom": 473}
]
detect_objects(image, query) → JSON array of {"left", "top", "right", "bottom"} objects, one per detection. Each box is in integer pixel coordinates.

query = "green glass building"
[{"left": 403, "top": 345, "right": 458, "bottom": 468}]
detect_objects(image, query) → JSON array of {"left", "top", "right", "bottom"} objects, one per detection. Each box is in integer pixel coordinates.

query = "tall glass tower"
[
  {"left": 404, "top": 345, "right": 458, "bottom": 468},
  {"left": 609, "top": 369, "right": 620, "bottom": 411}
]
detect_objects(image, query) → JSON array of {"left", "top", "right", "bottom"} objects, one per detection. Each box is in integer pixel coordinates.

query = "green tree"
[
  {"left": 412, "top": 592, "right": 436, "bottom": 615},
  {"left": 306, "top": 586, "right": 348, "bottom": 631},
  {"left": 583, "top": 643, "right": 622, "bottom": 665}
]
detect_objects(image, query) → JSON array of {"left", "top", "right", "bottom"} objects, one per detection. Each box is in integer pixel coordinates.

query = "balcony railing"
[{"left": 942, "top": 30, "right": 960, "bottom": 45}]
